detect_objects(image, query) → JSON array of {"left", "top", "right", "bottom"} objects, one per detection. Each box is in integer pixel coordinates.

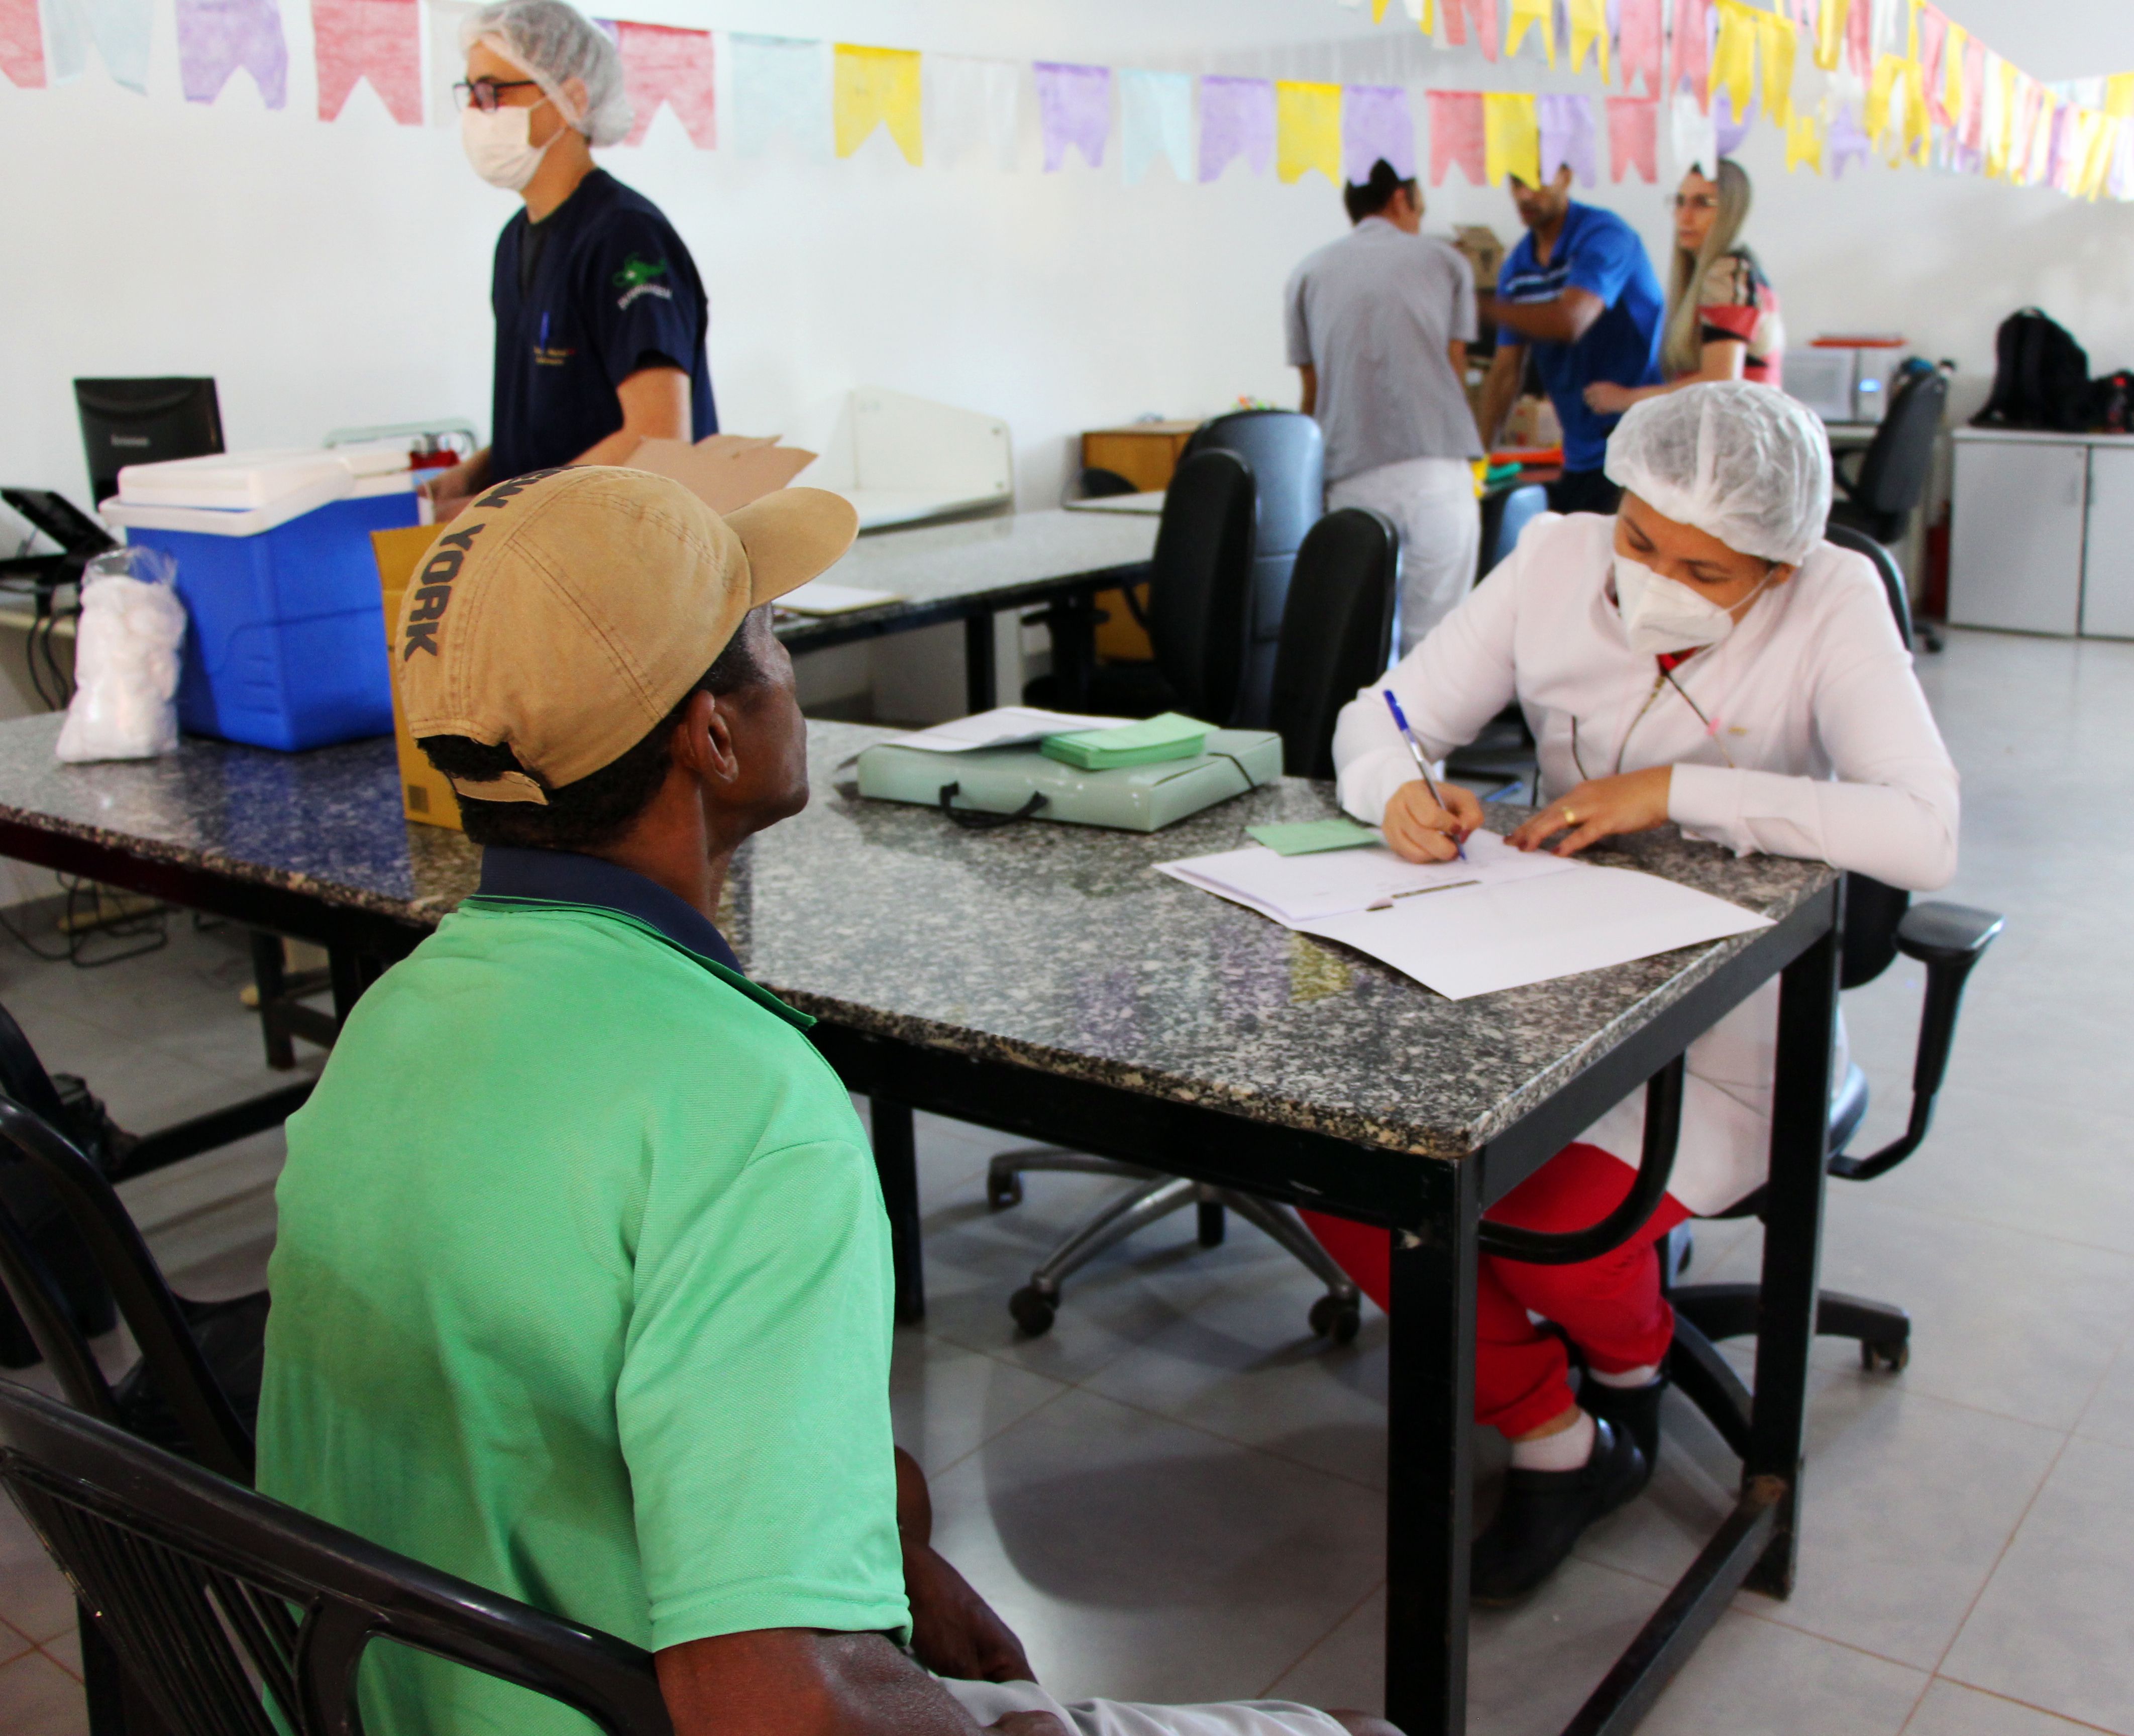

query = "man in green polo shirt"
[{"left": 258, "top": 467, "right": 1387, "bottom": 1736}]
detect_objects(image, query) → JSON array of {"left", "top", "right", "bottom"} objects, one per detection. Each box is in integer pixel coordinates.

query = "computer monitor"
[{"left": 73, "top": 378, "right": 224, "bottom": 507}]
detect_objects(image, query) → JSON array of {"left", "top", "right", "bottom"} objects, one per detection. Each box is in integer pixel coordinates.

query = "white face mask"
[
  {"left": 1612, "top": 554, "right": 1769, "bottom": 659},
  {"left": 461, "top": 99, "right": 555, "bottom": 192}
]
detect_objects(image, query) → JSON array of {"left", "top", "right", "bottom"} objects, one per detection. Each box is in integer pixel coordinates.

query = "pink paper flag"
[
  {"left": 1606, "top": 94, "right": 1659, "bottom": 181},
  {"left": 1617, "top": 0, "right": 1662, "bottom": 96},
  {"left": 609, "top": 21, "right": 714, "bottom": 147},
  {"left": 1670, "top": 0, "right": 1710, "bottom": 111},
  {"left": 1959, "top": 34, "right": 1985, "bottom": 151},
  {"left": 1426, "top": 89, "right": 1486, "bottom": 186},
  {"left": 1343, "top": 83, "right": 1415, "bottom": 183},
  {"left": 1035, "top": 61, "right": 1110, "bottom": 171},
  {"left": 1200, "top": 74, "right": 1275, "bottom": 181},
  {"left": 1440, "top": 0, "right": 1500, "bottom": 62},
  {"left": 313, "top": 0, "right": 420, "bottom": 123},
  {"left": 1538, "top": 92, "right": 1598, "bottom": 185},
  {"left": 1844, "top": 0, "right": 1871, "bottom": 80},
  {"left": 1919, "top": 6, "right": 1950, "bottom": 127},
  {"left": 176, "top": 0, "right": 287, "bottom": 106},
  {"left": 0, "top": 0, "right": 43, "bottom": 85},
  {"left": 1828, "top": 99, "right": 1870, "bottom": 176}
]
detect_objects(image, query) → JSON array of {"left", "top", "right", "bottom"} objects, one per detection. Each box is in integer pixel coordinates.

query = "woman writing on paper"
[
  {"left": 1582, "top": 160, "right": 1784, "bottom": 417},
  {"left": 1311, "top": 383, "right": 1956, "bottom": 1604}
]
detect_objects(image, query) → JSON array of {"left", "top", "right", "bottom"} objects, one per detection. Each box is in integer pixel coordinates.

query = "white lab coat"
[{"left": 1331, "top": 511, "right": 1960, "bottom": 1214}]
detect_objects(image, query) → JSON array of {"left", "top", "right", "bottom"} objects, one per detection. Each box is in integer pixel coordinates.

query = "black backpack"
[{"left": 1974, "top": 308, "right": 2091, "bottom": 432}]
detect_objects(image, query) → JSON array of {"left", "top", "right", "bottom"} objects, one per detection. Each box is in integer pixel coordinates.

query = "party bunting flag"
[
  {"left": 1709, "top": 0, "right": 1758, "bottom": 125},
  {"left": 1759, "top": 10, "right": 1797, "bottom": 127},
  {"left": 1864, "top": 54, "right": 1902, "bottom": 148},
  {"left": 1276, "top": 80, "right": 1342, "bottom": 184},
  {"left": 1669, "top": 86, "right": 1718, "bottom": 172},
  {"left": 1618, "top": 0, "right": 1661, "bottom": 96},
  {"left": 1343, "top": 84, "right": 1414, "bottom": 182},
  {"left": 1120, "top": 68, "right": 1192, "bottom": 184},
  {"left": 1538, "top": 91, "right": 1597, "bottom": 185},
  {"left": 1715, "top": 88, "right": 1756, "bottom": 157},
  {"left": 1845, "top": 0, "right": 1872, "bottom": 79},
  {"left": 175, "top": 0, "right": 287, "bottom": 106},
  {"left": 1483, "top": 91, "right": 1539, "bottom": 185},
  {"left": 43, "top": 0, "right": 153, "bottom": 90},
  {"left": 1960, "top": 34, "right": 1986, "bottom": 151},
  {"left": 1813, "top": 0, "right": 1845, "bottom": 72},
  {"left": 313, "top": 0, "right": 419, "bottom": 122},
  {"left": 1200, "top": 75, "right": 1274, "bottom": 180},
  {"left": 609, "top": 23, "right": 714, "bottom": 148},
  {"left": 924, "top": 55, "right": 1019, "bottom": 171},
  {"left": 1920, "top": 6, "right": 1949, "bottom": 127},
  {"left": 1427, "top": 88, "right": 1486, "bottom": 184},
  {"left": 1, "top": 0, "right": 42, "bottom": 85},
  {"left": 2113, "top": 117, "right": 2134, "bottom": 199},
  {"left": 1504, "top": 0, "right": 1554, "bottom": 67},
  {"left": 1439, "top": 0, "right": 1498, "bottom": 62},
  {"left": 1939, "top": 19, "right": 1964, "bottom": 129},
  {"left": 1829, "top": 99, "right": 1871, "bottom": 175},
  {"left": 730, "top": 34, "right": 830, "bottom": 160},
  {"left": 1983, "top": 54, "right": 2010, "bottom": 178},
  {"left": 1786, "top": 108, "right": 1823, "bottom": 171},
  {"left": 833, "top": 43, "right": 921, "bottom": 163},
  {"left": 1606, "top": 95, "right": 1658, "bottom": 181},
  {"left": 1035, "top": 62, "right": 1109, "bottom": 170},
  {"left": 1565, "top": 0, "right": 1609, "bottom": 83},
  {"left": 1671, "top": 0, "right": 1710, "bottom": 111},
  {"left": 2109, "top": 74, "right": 2134, "bottom": 121}
]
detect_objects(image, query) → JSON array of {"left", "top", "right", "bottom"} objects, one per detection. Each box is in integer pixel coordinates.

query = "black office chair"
[
  {"left": 1477, "top": 481, "right": 1548, "bottom": 584},
  {"left": 1028, "top": 448, "right": 1257, "bottom": 724},
  {"left": 1183, "top": 411, "right": 1326, "bottom": 726},
  {"left": 1824, "top": 521, "right": 1914, "bottom": 648},
  {"left": 1078, "top": 466, "right": 1138, "bottom": 499},
  {"left": 0, "top": 1382, "right": 672, "bottom": 1736},
  {"left": 989, "top": 514, "right": 1400, "bottom": 1342},
  {"left": 1827, "top": 365, "right": 1948, "bottom": 548}
]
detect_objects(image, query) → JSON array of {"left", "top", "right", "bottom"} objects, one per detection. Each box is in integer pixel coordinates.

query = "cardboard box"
[
  {"left": 371, "top": 523, "right": 464, "bottom": 830},
  {"left": 1452, "top": 225, "right": 1506, "bottom": 294}
]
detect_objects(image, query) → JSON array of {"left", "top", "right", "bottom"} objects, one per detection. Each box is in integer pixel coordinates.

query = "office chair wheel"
[
  {"left": 1309, "top": 1294, "right": 1361, "bottom": 1345},
  {"left": 988, "top": 1171, "right": 1024, "bottom": 1211},
  {"left": 1009, "top": 1286, "right": 1057, "bottom": 1337},
  {"left": 1861, "top": 1337, "right": 1909, "bottom": 1373}
]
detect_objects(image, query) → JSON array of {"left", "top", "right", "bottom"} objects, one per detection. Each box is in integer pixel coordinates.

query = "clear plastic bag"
[{"left": 55, "top": 548, "right": 188, "bottom": 764}]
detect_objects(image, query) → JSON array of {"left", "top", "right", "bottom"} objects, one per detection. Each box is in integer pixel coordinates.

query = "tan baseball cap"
[{"left": 397, "top": 466, "right": 857, "bottom": 804}]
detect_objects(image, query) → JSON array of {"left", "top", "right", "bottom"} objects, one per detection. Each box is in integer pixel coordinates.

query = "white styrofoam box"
[
  {"left": 100, "top": 474, "right": 354, "bottom": 537},
  {"left": 116, "top": 450, "right": 350, "bottom": 510},
  {"left": 787, "top": 388, "right": 1013, "bottom": 531}
]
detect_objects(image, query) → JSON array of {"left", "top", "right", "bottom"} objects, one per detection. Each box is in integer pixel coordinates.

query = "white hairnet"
[
  {"left": 463, "top": 0, "right": 631, "bottom": 148},
  {"left": 1603, "top": 381, "right": 1834, "bottom": 565}
]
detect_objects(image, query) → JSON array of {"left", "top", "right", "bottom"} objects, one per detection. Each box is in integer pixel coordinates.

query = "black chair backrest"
[
  {"left": 1268, "top": 509, "right": 1398, "bottom": 779},
  {"left": 1147, "top": 448, "right": 1257, "bottom": 725},
  {"left": 1185, "top": 410, "right": 1324, "bottom": 558},
  {"left": 1480, "top": 482, "right": 1548, "bottom": 580},
  {"left": 1078, "top": 466, "right": 1137, "bottom": 499},
  {"left": 1850, "top": 368, "right": 1947, "bottom": 521},
  {"left": 0, "top": 1381, "right": 673, "bottom": 1736},
  {"left": 0, "top": 1098, "right": 254, "bottom": 1483},
  {"left": 1822, "top": 522, "right": 1912, "bottom": 651}
]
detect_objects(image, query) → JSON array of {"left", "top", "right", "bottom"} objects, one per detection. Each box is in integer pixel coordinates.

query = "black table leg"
[
  {"left": 1385, "top": 1159, "right": 1481, "bottom": 1736},
  {"left": 965, "top": 613, "right": 998, "bottom": 714},
  {"left": 328, "top": 947, "right": 383, "bottom": 1029},
  {"left": 871, "top": 1097, "right": 926, "bottom": 1324},
  {"left": 1745, "top": 888, "right": 1843, "bottom": 1597}
]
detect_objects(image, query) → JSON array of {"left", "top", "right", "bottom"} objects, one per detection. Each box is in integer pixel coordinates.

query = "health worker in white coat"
[{"left": 1305, "top": 381, "right": 1959, "bottom": 1606}]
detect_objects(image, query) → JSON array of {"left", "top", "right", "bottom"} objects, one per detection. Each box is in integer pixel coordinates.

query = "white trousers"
[
  {"left": 1326, "top": 458, "right": 1482, "bottom": 656},
  {"left": 941, "top": 1678, "right": 1348, "bottom": 1736}
]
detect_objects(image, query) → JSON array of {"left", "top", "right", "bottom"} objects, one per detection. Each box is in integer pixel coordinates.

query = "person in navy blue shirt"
[
  {"left": 1476, "top": 169, "right": 1664, "bottom": 517},
  {"left": 421, "top": 0, "right": 716, "bottom": 522}
]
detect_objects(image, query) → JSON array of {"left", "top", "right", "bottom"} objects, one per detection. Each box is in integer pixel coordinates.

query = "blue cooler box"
[{"left": 124, "top": 491, "right": 422, "bottom": 751}]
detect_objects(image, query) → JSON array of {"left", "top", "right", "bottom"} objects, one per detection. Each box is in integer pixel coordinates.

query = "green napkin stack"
[{"left": 1041, "top": 712, "right": 1209, "bottom": 771}]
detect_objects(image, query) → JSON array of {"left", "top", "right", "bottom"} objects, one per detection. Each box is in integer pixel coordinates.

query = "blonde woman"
[{"left": 1584, "top": 161, "right": 1783, "bottom": 417}]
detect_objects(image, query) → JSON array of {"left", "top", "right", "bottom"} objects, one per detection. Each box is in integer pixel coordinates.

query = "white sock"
[
  {"left": 1510, "top": 1407, "right": 1596, "bottom": 1472},
  {"left": 1587, "top": 1362, "right": 1662, "bottom": 1390}
]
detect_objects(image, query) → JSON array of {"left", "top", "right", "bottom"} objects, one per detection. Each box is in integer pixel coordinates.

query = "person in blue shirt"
[
  {"left": 420, "top": 0, "right": 716, "bottom": 522},
  {"left": 1476, "top": 169, "right": 1664, "bottom": 517}
]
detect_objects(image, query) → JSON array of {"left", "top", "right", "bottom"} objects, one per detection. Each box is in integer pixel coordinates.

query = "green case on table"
[
  {"left": 1040, "top": 712, "right": 1209, "bottom": 770},
  {"left": 856, "top": 728, "right": 1283, "bottom": 832}
]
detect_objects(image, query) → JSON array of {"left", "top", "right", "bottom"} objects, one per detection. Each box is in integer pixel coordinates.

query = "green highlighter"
[
  {"left": 1041, "top": 712, "right": 1209, "bottom": 771},
  {"left": 1245, "top": 818, "right": 1383, "bottom": 855}
]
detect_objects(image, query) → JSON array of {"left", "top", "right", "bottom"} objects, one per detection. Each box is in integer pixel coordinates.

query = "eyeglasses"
[
  {"left": 1669, "top": 193, "right": 1722, "bottom": 212},
  {"left": 454, "top": 77, "right": 541, "bottom": 112}
]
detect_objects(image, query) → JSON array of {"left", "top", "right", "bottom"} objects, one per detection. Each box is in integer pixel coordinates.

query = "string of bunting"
[{"left": 0, "top": 0, "right": 2125, "bottom": 202}]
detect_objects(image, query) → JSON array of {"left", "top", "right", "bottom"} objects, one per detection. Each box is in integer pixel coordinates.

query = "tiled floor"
[{"left": 2, "top": 626, "right": 2129, "bottom": 1734}]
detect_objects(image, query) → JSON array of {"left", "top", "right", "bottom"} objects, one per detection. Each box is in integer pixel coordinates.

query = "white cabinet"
[
  {"left": 2082, "top": 446, "right": 2134, "bottom": 638},
  {"left": 1949, "top": 429, "right": 2134, "bottom": 638}
]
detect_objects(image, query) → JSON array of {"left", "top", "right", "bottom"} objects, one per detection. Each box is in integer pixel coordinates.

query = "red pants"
[{"left": 1302, "top": 1142, "right": 1691, "bottom": 1439}]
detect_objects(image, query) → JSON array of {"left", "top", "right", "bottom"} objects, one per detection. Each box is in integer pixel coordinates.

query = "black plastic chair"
[
  {"left": 1267, "top": 509, "right": 1398, "bottom": 780},
  {"left": 1824, "top": 521, "right": 1915, "bottom": 651},
  {"left": 1477, "top": 481, "right": 1548, "bottom": 582},
  {"left": 1078, "top": 466, "right": 1138, "bottom": 499},
  {"left": 1184, "top": 410, "right": 1326, "bottom": 726},
  {"left": 0, "top": 1380, "right": 673, "bottom": 1736},
  {"left": 1828, "top": 366, "right": 1948, "bottom": 548}
]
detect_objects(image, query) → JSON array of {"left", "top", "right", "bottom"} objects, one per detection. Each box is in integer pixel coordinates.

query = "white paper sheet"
[
  {"left": 1155, "top": 829, "right": 1571, "bottom": 924},
  {"left": 889, "top": 707, "right": 1136, "bottom": 754},
  {"left": 776, "top": 580, "right": 900, "bottom": 615}
]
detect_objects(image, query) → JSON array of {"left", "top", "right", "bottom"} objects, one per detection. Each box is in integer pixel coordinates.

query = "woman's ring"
[{"left": 1561, "top": 807, "right": 1577, "bottom": 826}]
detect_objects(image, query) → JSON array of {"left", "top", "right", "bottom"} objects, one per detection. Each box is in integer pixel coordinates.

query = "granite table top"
[{"left": 0, "top": 715, "right": 1831, "bottom": 1161}]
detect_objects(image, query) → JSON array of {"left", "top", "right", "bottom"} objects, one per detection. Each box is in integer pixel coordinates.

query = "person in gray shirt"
[{"left": 1285, "top": 159, "right": 1485, "bottom": 651}]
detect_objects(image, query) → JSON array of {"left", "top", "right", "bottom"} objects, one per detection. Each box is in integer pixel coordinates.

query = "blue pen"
[{"left": 1382, "top": 690, "right": 1466, "bottom": 861}]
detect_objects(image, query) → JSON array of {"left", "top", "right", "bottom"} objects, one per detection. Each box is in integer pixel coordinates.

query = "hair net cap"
[
  {"left": 1603, "top": 381, "right": 1834, "bottom": 565},
  {"left": 463, "top": 0, "right": 631, "bottom": 148}
]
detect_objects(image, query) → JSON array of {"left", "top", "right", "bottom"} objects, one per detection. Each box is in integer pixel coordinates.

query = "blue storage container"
[{"left": 123, "top": 491, "right": 421, "bottom": 751}]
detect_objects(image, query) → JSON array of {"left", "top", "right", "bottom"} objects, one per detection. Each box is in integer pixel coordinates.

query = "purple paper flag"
[
  {"left": 1200, "top": 74, "right": 1275, "bottom": 181},
  {"left": 176, "top": 0, "right": 287, "bottom": 105},
  {"left": 1537, "top": 92, "right": 1597, "bottom": 186},
  {"left": 1713, "top": 88, "right": 1755, "bottom": 157},
  {"left": 1828, "top": 101, "right": 1870, "bottom": 178},
  {"left": 1343, "top": 84, "right": 1414, "bottom": 183},
  {"left": 1034, "top": 61, "right": 1109, "bottom": 170}
]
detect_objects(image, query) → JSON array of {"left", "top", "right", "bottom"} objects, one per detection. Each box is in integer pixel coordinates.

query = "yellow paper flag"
[
  {"left": 1865, "top": 53, "right": 1901, "bottom": 147},
  {"left": 1372, "top": 0, "right": 1390, "bottom": 18},
  {"left": 832, "top": 44, "right": 922, "bottom": 164},
  {"left": 1505, "top": 0, "right": 1556, "bottom": 67},
  {"left": 1902, "top": 58, "right": 1930, "bottom": 161},
  {"left": 1275, "top": 81, "right": 1343, "bottom": 185},
  {"left": 1709, "top": 0, "right": 1759, "bottom": 122},
  {"left": 1986, "top": 58, "right": 2015, "bottom": 179},
  {"left": 1942, "top": 22, "right": 1965, "bottom": 127},
  {"left": 1483, "top": 91, "right": 1541, "bottom": 186},
  {"left": 2108, "top": 74, "right": 2134, "bottom": 122},
  {"left": 1418, "top": 0, "right": 1435, "bottom": 34},
  {"left": 1786, "top": 110, "right": 1822, "bottom": 173},
  {"left": 1567, "top": 0, "right": 1609, "bottom": 82},
  {"left": 1813, "top": 0, "right": 1846, "bottom": 73},
  {"left": 2075, "top": 111, "right": 2112, "bottom": 199},
  {"left": 1759, "top": 11, "right": 1797, "bottom": 128}
]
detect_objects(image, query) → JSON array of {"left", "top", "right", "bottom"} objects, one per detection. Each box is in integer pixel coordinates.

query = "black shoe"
[
  {"left": 1579, "top": 1373, "right": 1667, "bottom": 1494},
  {"left": 1471, "top": 1417, "right": 1645, "bottom": 1608}
]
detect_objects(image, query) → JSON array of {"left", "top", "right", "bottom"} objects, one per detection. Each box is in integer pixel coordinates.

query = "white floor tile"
[
  {"left": 892, "top": 1329, "right": 1070, "bottom": 1477},
  {"left": 0, "top": 1649, "right": 85, "bottom": 1736},
  {"left": 1638, "top": 1612, "right": 1927, "bottom": 1736},
  {"left": 0, "top": 1490, "right": 78, "bottom": 1645},
  {"left": 1905, "top": 1679, "right": 2108, "bottom": 1736}
]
